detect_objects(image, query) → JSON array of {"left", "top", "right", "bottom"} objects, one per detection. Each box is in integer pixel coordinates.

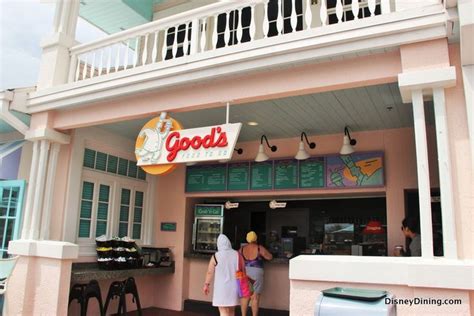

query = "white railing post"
[
  {"left": 134, "top": 37, "right": 140, "bottom": 67},
  {"left": 368, "top": 0, "right": 376, "bottom": 16},
  {"left": 336, "top": 0, "right": 343, "bottom": 23},
  {"left": 106, "top": 46, "right": 112, "bottom": 74},
  {"left": 142, "top": 33, "right": 149, "bottom": 65},
  {"left": 190, "top": 18, "right": 200, "bottom": 55},
  {"left": 263, "top": 0, "right": 270, "bottom": 38},
  {"left": 305, "top": 0, "right": 313, "bottom": 29},
  {"left": 276, "top": 0, "right": 283, "bottom": 34},
  {"left": 352, "top": 0, "right": 360, "bottom": 20},
  {"left": 224, "top": 11, "right": 230, "bottom": 46},
  {"left": 162, "top": 29, "right": 169, "bottom": 61},
  {"left": 172, "top": 27, "right": 178, "bottom": 58},
  {"left": 212, "top": 14, "right": 218, "bottom": 49},
  {"left": 249, "top": 4, "right": 256, "bottom": 40},
  {"left": 199, "top": 18, "right": 207, "bottom": 52},
  {"left": 381, "top": 0, "right": 391, "bottom": 14},
  {"left": 152, "top": 32, "right": 159, "bottom": 62},
  {"left": 98, "top": 49, "right": 104, "bottom": 76},
  {"left": 291, "top": 0, "right": 298, "bottom": 31},
  {"left": 236, "top": 7, "right": 243, "bottom": 43},
  {"left": 115, "top": 44, "right": 121, "bottom": 72},
  {"left": 90, "top": 51, "right": 96, "bottom": 78},
  {"left": 320, "top": 0, "right": 328, "bottom": 26},
  {"left": 82, "top": 54, "right": 88, "bottom": 80},
  {"left": 68, "top": 54, "right": 77, "bottom": 83}
]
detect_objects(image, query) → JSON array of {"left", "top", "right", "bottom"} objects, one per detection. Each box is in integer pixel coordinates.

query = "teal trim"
[
  {"left": 83, "top": 148, "right": 145, "bottom": 181},
  {"left": 0, "top": 180, "right": 25, "bottom": 256}
]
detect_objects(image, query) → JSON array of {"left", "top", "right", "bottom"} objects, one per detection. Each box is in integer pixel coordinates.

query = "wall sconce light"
[
  {"left": 295, "top": 132, "right": 316, "bottom": 160},
  {"left": 339, "top": 126, "right": 357, "bottom": 155},
  {"left": 255, "top": 135, "right": 277, "bottom": 162}
]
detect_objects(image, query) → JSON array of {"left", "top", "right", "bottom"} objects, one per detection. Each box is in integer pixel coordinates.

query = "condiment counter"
[{"left": 71, "top": 262, "right": 175, "bottom": 283}]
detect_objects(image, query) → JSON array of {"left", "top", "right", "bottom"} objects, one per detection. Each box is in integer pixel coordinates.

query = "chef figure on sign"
[{"left": 135, "top": 112, "right": 172, "bottom": 164}]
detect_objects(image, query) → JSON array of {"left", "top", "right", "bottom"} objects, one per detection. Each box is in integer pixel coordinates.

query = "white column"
[
  {"left": 29, "top": 140, "right": 51, "bottom": 240},
  {"left": 40, "top": 143, "right": 61, "bottom": 240},
  {"left": 411, "top": 89, "right": 434, "bottom": 258},
  {"left": 432, "top": 88, "right": 458, "bottom": 259},
  {"left": 21, "top": 141, "right": 40, "bottom": 239},
  {"left": 37, "top": 0, "right": 80, "bottom": 90}
]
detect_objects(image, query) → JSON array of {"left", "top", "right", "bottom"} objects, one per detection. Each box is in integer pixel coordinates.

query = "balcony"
[{"left": 28, "top": 0, "right": 449, "bottom": 112}]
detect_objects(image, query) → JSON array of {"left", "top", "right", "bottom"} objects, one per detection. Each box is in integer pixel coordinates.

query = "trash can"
[{"left": 314, "top": 287, "right": 396, "bottom": 316}]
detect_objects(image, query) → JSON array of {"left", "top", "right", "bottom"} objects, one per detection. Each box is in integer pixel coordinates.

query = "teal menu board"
[
  {"left": 274, "top": 159, "right": 298, "bottom": 189},
  {"left": 250, "top": 161, "right": 273, "bottom": 190},
  {"left": 227, "top": 163, "right": 250, "bottom": 191},
  {"left": 299, "top": 157, "right": 325, "bottom": 188},
  {"left": 185, "top": 165, "right": 227, "bottom": 192}
]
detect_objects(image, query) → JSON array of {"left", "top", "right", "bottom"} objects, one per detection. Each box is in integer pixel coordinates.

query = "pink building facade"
[{"left": 1, "top": 0, "right": 473, "bottom": 315}]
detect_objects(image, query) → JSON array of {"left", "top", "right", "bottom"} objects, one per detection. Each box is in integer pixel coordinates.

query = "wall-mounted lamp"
[
  {"left": 340, "top": 126, "right": 357, "bottom": 155},
  {"left": 295, "top": 132, "right": 316, "bottom": 160},
  {"left": 255, "top": 135, "right": 277, "bottom": 162}
]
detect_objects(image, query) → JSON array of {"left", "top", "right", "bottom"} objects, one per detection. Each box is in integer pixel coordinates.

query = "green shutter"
[
  {"left": 137, "top": 167, "right": 147, "bottom": 180},
  {"left": 96, "top": 221, "right": 107, "bottom": 237},
  {"left": 120, "top": 206, "right": 129, "bottom": 222},
  {"left": 118, "top": 223, "right": 128, "bottom": 237},
  {"left": 118, "top": 158, "right": 128, "bottom": 176},
  {"left": 128, "top": 161, "right": 138, "bottom": 178},
  {"left": 134, "top": 207, "right": 142, "bottom": 223},
  {"left": 134, "top": 191, "right": 143, "bottom": 207},
  {"left": 83, "top": 149, "right": 96, "bottom": 168},
  {"left": 107, "top": 155, "right": 118, "bottom": 174},
  {"left": 78, "top": 220, "right": 91, "bottom": 238},
  {"left": 121, "top": 189, "right": 131, "bottom": 205},
  {"left": 99, "top": 185, "right": 110, "bottom": 202},
  {"left": 97, "top": 203, "right": 108, "bottom": 220},
  {"left": 132, "top": 224, "right": 141, "bottom": 239},
  {"left": 82, "top": 182, "right": 94, "bottom": 200},
  {"left": 80, "top": 201, "right": 92, "bottom": 218},
  {"left": 95, "top": 152, "right": 107, "bottom": 171}
]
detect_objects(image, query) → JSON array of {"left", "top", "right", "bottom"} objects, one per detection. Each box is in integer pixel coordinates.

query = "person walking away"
[
  {"left": 203, "top": 234, "right": 239, "bottom": 316},
  {"left": 240, "top": 231, "right": 273, "bottom": 316}
]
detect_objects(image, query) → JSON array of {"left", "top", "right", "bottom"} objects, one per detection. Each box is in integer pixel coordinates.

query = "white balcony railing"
[{"left": 68, "top": 0, "right": 391, "bottom": 83}]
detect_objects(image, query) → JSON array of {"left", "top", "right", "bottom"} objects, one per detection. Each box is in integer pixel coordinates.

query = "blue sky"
[{"left": 0, "top": 0, "right": 105, "bottom": 90}]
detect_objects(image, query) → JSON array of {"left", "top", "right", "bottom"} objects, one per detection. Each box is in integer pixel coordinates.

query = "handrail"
[{"left": 71, "top": 0, "right": 262, "bottom": 55}]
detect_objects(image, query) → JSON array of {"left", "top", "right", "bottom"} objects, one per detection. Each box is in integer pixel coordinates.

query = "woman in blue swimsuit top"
[{"left": 239, "top": 231, "right": 273, "bottom": 316}]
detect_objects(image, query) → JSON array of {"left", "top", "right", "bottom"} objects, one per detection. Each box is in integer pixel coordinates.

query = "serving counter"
[
  {"left": 184, "top": 252, "right": 290, "bottom": 264},
  {"left": 71, "top": 262, "right": 175, "bottom": 283}
]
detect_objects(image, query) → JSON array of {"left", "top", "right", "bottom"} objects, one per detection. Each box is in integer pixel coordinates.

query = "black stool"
[
  {"left": 69, "top": 280, "right": 104, "bottom": 316},
  {"left": 104, "top": 277, "right": 142, "bottom": 316}
]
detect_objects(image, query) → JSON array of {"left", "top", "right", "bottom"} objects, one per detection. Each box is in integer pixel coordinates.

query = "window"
[
  {"left": 0, "top": 180, "right": 25, "bottom": 258},
  {"left": 78, "top": 180, "right": 111, "bottom": 239},
  {"left": 118, "top": 188, "right": 144, "bottom": 240},
  {"left": 78, "top": 148, "right": 148, "bottom": 246}
]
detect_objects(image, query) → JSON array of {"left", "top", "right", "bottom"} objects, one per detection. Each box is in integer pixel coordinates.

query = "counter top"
[
  {"left": 184, "top": 252, "right": 290, "bottom": 264},
  {"left": 71, "top": 262, "right": 175, "bottom": 283}
]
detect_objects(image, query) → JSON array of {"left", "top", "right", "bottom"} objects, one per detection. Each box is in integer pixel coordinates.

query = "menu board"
[
  {"left": 274, "top": 159, "right": 298, "bottom": 189},
  {"left": 299, "top": 157, "right": 325, "bottom": 188},
  {"left": 227, "top": 163, "right": 250, "bottom": 191},
  {"left": 250, "top": 161, "right": 273, "bottom": 190},
  {"left": 185, "top": 165, "right": 227, "bottom": 192}
]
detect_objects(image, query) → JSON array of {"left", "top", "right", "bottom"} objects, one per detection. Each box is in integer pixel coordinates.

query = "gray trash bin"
[{"left": 314, "top": 287, "right": 396, "bottom": 316}]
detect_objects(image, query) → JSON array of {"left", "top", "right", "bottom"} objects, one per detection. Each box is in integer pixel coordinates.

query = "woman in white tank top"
[{"left": 203, "top": 234, "right": 239, "bottom": 316}]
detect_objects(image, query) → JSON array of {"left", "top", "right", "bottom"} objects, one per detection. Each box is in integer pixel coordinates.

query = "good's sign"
[{"left": 135, "top": 112, "right": 241, "bottom": 175}]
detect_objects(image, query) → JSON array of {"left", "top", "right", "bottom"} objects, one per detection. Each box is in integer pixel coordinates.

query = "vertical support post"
[
  {"left": 40, "top": 143, "right": 61, "bottom": 241},
  {"left": 21, "top": 141, "right": 40, "bottom": 239},
  {"left": 432, "top": 88, "right": 458, "bottom": 259},
  {"left": 411, "top": 89, "right": 434, "bottom": 258},
  {"left": 226, "top": 102, "right": 230, "bottom": 124},
  {"left": 29, "top": 140, "right": 51, "bottom": 240}
]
